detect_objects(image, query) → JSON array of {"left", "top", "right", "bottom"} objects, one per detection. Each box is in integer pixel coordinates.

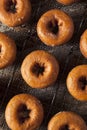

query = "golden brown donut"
[
  {"left": 21, "top": 50, "right": 59, "bottom": 88},
  {"left": 0, "top": 32, "right": 16, "bottom": 68},
  {"left": 5, "top": 94, "right": 44, "bottom": 130},
  {"left": 37, "top": 9, "right": 74, "bottom": 46},
  {"left": 80, "top": 29, "right": 87, "bottom": 58},
  {"left": 48, "top": 111, "right": 87, "bottom": 130},
  {"left": 67, "top": 65, "right": 87, "bottom": 101},
  {"left": 56, "top": 0, "right": 79, "bottom": 5},
  {"left": 0, "top": 0, "right": 31, "bottom": 27}
]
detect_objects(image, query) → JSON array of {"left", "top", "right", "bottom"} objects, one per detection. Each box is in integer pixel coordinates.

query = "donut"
[
  {"left": 0, "top": 32, "right": 16, "bottom": 68},
  {"left": 21, "top": 50, "right": 59, "bottom": 88},
  {"left": 37, "top": 9, "right": 74, "bottom": 46},
  {"left": 48, "top": 111, "right": 87, "bottom": 130},
  {"left": 66, "top": 65, "right": 87, "bottom": 101},
  {"left": 0, "top": 0, "right": 31, "bottom": 27},
  {"left": 56, "top": 0, "right": 79, "bottom": 5},
  {"left": 80, "top": 29, "right": 87, "bottom": 58},
  {"left": 5, "top": 94, "right": 44, "bottom": 130}
]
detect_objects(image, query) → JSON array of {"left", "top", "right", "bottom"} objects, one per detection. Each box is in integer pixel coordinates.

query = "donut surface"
[
  {"left": 0, "top": 0, "right": 31, "bottom": 27},
  {"left": 48, "top": 111, "right": 87, "bottom": 130},
  {"left": 67, "top": 65, "right": 87, "bottom": 101},
  {"left": 21, "top": 50, "right": 59, "bottom": 88},
  {"left": 5, "top": 94, "right": 44, "bottom": 130},
  {"left": 0, "top": 32, "right": 16, "bottom": 68},
  {"left": 56, "top": 0, "right": 79, "bottom": 5},
  {"left": 80, "top": 29, "right": 87, "bottom": 58},
  {"left": 37, "top": 9, "right": 74, "bottom": 46}
]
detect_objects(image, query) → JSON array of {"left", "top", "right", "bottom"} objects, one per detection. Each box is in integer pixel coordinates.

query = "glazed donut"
[
  {"left": 5, "top": 94, "right": 44, "bottom": 130},
  {"left": 67, "top": 65, "right": 87, "bottom": 101},
  {"left": 37, "top": 9, "right": 74, "bottom": 46},
  {"left": 21, "top": 50, "right": 59, "bottom": 88},
  {"left": 0, "top": 32, "right": 16, "bottom": 68},
  {"left": 80, "top": 29, "right": 87, "bottom": 58},
  {"left": 56, "top": 0, "right": 79, "bottom": 5},
  {"left": 48, "top": 111, "right": 87, "bottom": 130},
  {"left": 0, "top": 0, "right": 31, "bottom": 27}
]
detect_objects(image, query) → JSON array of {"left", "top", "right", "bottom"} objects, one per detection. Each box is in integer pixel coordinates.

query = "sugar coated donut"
[
  {"left": 21, "top": 50, "right": 59, "bottom": 88},
  {"left": 37, "top": 9, "right": 74, "bottom": 46},
  {"left": 0, "top": 0, "right": 31, "bottom": 27},
  {"left": 48, "top": 111, "right": 87, "bottom": 130},
  {"left": 67, "top": 65, "right": 87, "bottom": 101},
  {"left": 0, "top": 32, "right": 16, "bottom": 68},
  {"left": 56, "top": 0, "right": 79, "bottom": 5},
  {"left": 5, "top": 94, "right": 44, "bottom": 130},
  {"left": 80, "top": 29, "right": 87, "bottom": 58}
]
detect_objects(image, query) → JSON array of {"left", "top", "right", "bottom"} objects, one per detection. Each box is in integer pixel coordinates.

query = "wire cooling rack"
[{"left": 0, "top": 0, "right": 87, "bottom": 130}]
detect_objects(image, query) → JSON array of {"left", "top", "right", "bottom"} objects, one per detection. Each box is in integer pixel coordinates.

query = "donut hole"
[
  {"left": 6, "top": 0, "right": 17, "bottom": 13},
  {"left": 0, "top": 45, "right": 3, "bottom": 57},
  {"left": 0, "top": 45, "right": 2, "bottom": 53},
  {"left": 60, "top": 125, "right": 69, "bottom": 130},
  {"left": 47, "top": 19, "right": 58, "bottom": 34},
  {"left": 18, "top": 104, "right": 31, "bottom": 124},
  {"left": 79, "top": 76, "right": 87, "bottom": 90},
  {"left": 31, "top": 62, "right": 45, "bottom": 77}
]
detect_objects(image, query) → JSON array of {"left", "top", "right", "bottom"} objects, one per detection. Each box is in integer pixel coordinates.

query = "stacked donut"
[{"left": 0, "top": 0, "right": 87, "bottom": 130}]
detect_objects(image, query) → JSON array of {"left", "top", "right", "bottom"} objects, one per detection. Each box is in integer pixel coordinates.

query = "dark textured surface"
[{"left": 0, "top": 0, "right": 87, "bottom": 130}]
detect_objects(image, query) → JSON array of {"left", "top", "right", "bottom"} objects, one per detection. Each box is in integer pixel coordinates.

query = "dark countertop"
[{"left": 0, "top": 0, "right": 87, "bottom": 130}]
